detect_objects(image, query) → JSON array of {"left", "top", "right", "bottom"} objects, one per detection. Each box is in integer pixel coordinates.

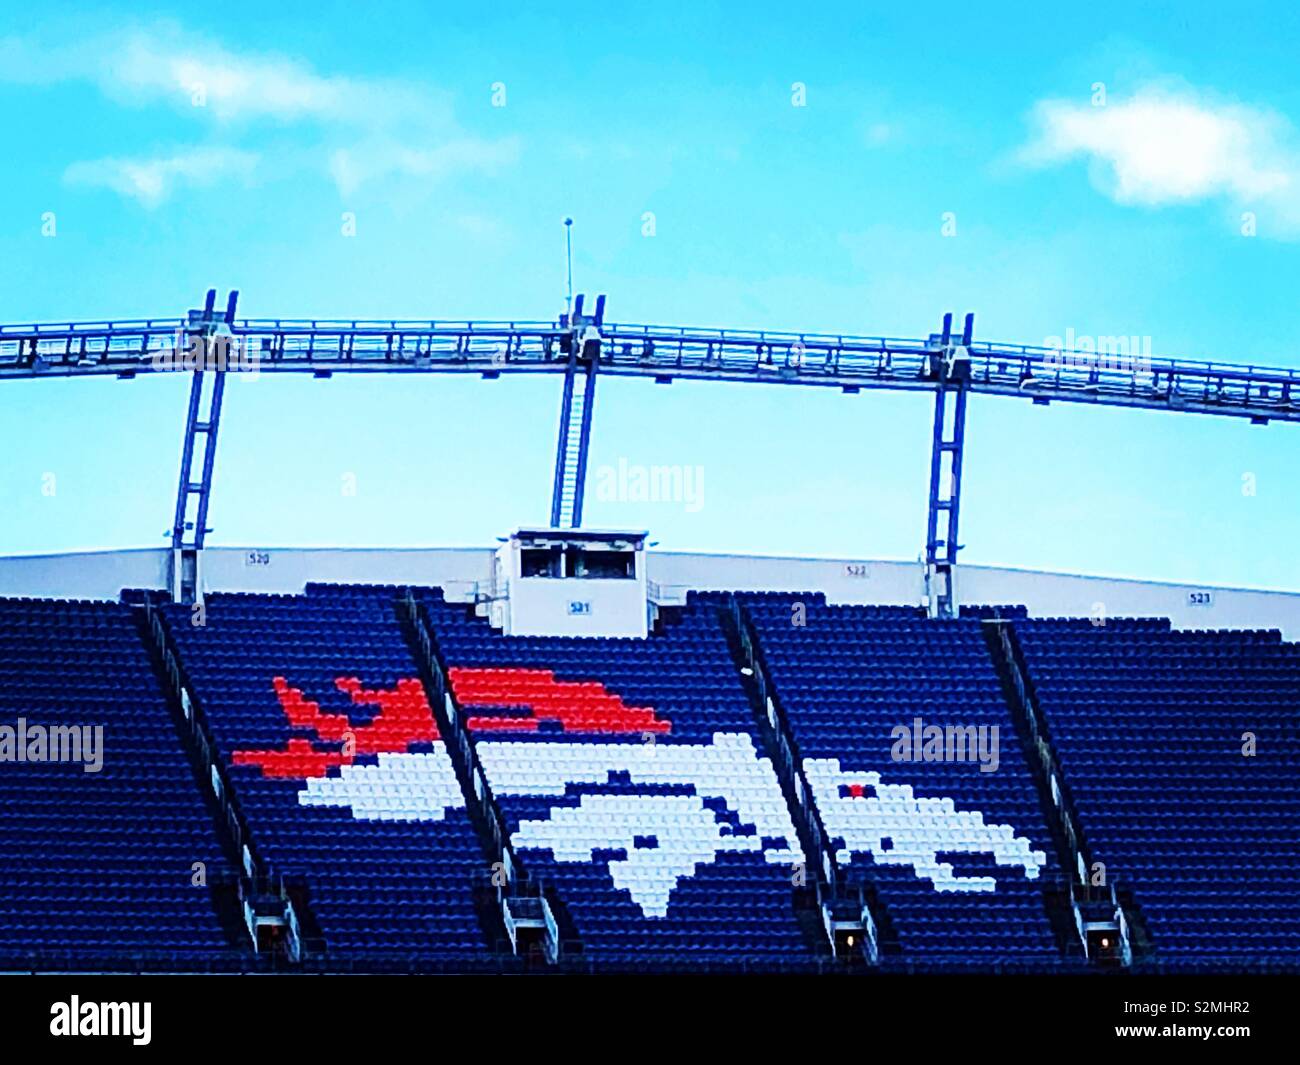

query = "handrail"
[
  {"left": 399, "top": 590, "right": 518, "bottom": 883},
  {"left": 720, "top": 595, "right": 891, "bottom": 960},
  {"left": 398, "top": 589, "right": 566, "bottom": 962},
  {"left": 3, "top": 311, "right": 1293, "bottom": 377},
  {"left": 725, "top": 596, "right": 841, "bottom": 897},
  {"left": 985, "top": 617, "right": 1091, "bottom": 886},
  {"left": 3, "top": 313, "right": 1298, "bottom": 423},
  {"left": 142, "top": 598, "right": 254, "bottom": 878},
  {"left": 138, "top": 596, "right": 314, "bottom": 959}
]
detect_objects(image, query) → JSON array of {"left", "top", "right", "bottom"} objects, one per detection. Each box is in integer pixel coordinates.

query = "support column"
[
  {"left": 171, "top": 289, "right": 237, "bottom": 603},
  {"left": 548, "top": 294, "right": 604, "bottom": 528},
  {"left": 570, "top": 359, "right": 598, "bottom": 527},
  {"left": 924, "top": 312, "right": 973, "bottom": 619}
]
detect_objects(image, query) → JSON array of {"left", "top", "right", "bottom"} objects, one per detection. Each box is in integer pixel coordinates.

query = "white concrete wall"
[
  {"left": 648, "top": 552, "right": 1300, "bottom": 637},
  {"left": 649, "top": 553, "right": 921, "bottom": 606},
  {"left": 1, "top": 544, "right": 1298, "bottom": 639},
  {"left": 0, "top": 548, "right": 170, "bottom": 600},
  {"left": 200, "top": 546, "right": 495, "bottom": 599},
  {"left": 956, "top": 565, "right": 1300, "bottom": 635}
]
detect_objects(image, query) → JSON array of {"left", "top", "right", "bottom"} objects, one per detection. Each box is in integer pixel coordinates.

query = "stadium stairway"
[
  {"left": 399, "top": 587, "right": 569, "bottom": 967},
  {"left": 976, "top": 610, "right": 1143, "bottom": 966},
  {"left": 159, "top": 584, "right": 502, "bottom": 971},
  {"left": 712, "top": 591, "right": 894, "bottom": 966},
  {"left": 0, "top": 595, "right": 241, "bottom": 972},
  {"left": 1011, "top": 615, "right": 1300, "bottom": 971},
  {"left": 419, "top": 586, "right": 820, "bottom": 973},
  {"left": 734, "top": 592, "right": 1074, "bottom": 972},
  {"left": 134, "top": 591, "right": 322, "bottom": 967}
]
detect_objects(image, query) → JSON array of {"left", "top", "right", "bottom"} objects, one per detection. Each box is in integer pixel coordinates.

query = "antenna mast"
[{"left": 564, "top": 217, "right": 574, "bottom": 319}]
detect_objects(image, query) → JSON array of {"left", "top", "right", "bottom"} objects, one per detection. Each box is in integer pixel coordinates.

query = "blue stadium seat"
[
  {"left": 735, "top": 592, "right": 1062, "bottom": 964},
  {"left": 7, "top": 582, "right": 1294, "bottom": 973},
  {"left": 421, "top": 589, "right": 816, "bottom": 970},
  {"left": 163, "top": 585, "right": 491, "bottom": 963},
  {"left": 0, "top": 596, "right": 234, "bottom": 970},
  {"left": 1017, "top": 618, "right": 1300, "bottom": 963}
]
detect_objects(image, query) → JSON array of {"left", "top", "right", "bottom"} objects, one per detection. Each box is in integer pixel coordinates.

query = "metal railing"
[
  {"left": 984, "top": 617, "right": 1146, "bottom": 964},
  {"left": 399, "top": 589, "right": 568, "bottom": 962},
  {"left": 4, "top": 310, "right": 1299, "bottom": 421},
  {"left": 399, "top": 590, "right": 517, "bottom": 884},
  {"left": 139, "top": 597, "right": 312, "bottom": 961},
  {"left": 985, "top": 617, "right": 1092, "bottom": 887},
  {"left": 722, "top": 594, "right": 892, "bottom": 965},
  {"left": 142, "top": 598, "right": 253, "bottom": 879}
]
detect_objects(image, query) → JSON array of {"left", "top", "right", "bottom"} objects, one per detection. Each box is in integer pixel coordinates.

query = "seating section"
[
  {"left": 1017, "top": 618, "right": 1300, "bottom": 965},
  {"left": 0, "top": 597, "right": 233, "bottom": 969},
  {"left": 736, "top": 592, "right": 1061, "bottom": 964},
  {"left": 6, "top": 580, "right": 1297, "bottom": 973},
  {"left": 421, "top": 590, "right": 813, "bottom": 969},
  {"left": 163, "top": 585, "right": 491, "bottom": 964}
]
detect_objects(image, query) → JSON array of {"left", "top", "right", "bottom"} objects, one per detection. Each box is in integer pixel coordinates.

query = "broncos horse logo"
[{"left": 234, "top": 671, "right": 1046, "bottom": 915}]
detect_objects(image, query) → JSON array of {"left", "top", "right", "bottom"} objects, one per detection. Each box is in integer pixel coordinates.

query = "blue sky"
[{"left": 1, "top": 2, "right": 1298, "bottom": 589}]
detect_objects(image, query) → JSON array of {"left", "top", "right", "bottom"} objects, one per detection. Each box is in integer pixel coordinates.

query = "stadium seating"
[
  {"left": 1017, "top": 618, "right": 1300, "bottom": 966},
  {"left": 734, "top": 592, "right": 1063, "bottom": 964},
  {"left": 0, "top": 597, "right": 233, "bottom": 970},
  {"left": 421, "top": 589, "right": 815, "bottom": 969},
  {"left": 162, "top": 585, "right": 491, "bottom": 965},
  {"left": 6, "top": 577, "right": 1297, "bottom": 974}
]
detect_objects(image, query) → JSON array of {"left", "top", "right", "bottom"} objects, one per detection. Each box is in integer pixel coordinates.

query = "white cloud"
[
  {"left": 104, "top": 28, "right": 450, "bottom": 128},
  {"left": 0, "top": 23, "right": 441, "bottom": 126},
  {"left": 111, "top": 34, "right": 354, "bottom": 122},
  {"left": 1, "top": 22, "right": 515, "bottom": 197},
  {"left": 64, "top": 147, "right": 258, "bottom": 206},
  {"left": 1019, "top": 87, "right": 1300, "bottom": 231}
]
